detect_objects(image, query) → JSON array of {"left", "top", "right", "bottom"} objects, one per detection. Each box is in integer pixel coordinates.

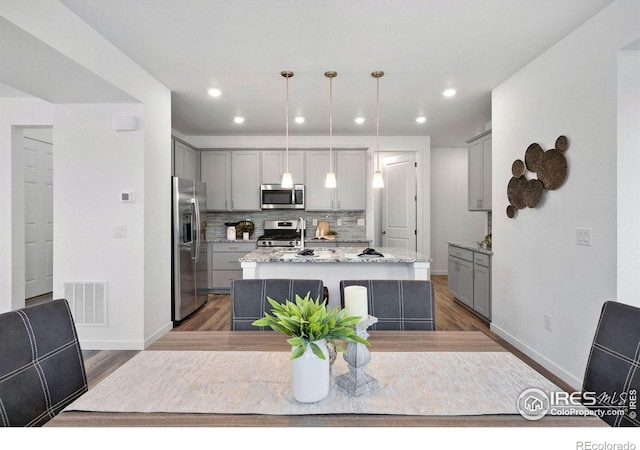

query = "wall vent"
[{"left": 64, "top": 281, "right": 107, "bottom": 326}]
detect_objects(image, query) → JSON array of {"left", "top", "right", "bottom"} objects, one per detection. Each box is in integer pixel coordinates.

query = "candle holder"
[{"left": 336, "top": 315, "right": 379, "bottom": 396}]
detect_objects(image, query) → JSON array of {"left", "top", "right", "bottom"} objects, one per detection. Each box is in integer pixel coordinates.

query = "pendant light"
[
  {"left": 281, "top": 70, "right": 294, "bottom": 188},
  {"left": 324, "top": 71, "right": 337, "bottom": 188},
  {"left": 372, "top": 71, "right": 384, "bottom": 188}
]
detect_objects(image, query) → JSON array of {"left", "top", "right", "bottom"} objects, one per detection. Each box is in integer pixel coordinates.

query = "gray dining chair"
[
  {"left": 231, "top": 279, "right": 325, "bottom": 331},
  {"left": 582, "top": 300, "right": 640, "bottom": 427},
  {"left": 0, "top": 299, "right": 88, "bottom": 427},
  {"left": 339, "top": 279, "right": 435, "bottom": 330}
]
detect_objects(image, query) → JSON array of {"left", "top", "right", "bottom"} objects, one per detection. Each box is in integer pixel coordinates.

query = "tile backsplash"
[{"left": 205, "top": 210, "right": 367, "bottom": 240}]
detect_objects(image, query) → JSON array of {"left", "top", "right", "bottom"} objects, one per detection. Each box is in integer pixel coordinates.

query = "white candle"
[{"left": 344, "top": 285, "right": 368, "bottom": 320}]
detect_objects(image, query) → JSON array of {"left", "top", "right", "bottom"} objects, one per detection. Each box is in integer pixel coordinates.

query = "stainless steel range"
[{"left": 256, "top": 220, "right": 304, "bottom": 247}]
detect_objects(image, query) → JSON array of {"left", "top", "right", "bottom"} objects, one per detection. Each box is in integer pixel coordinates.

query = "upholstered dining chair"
[
  {"left": 0, "top": 299, "right": 88, "bottom": 427},
  {"left": 339, "top": 280, "right": 435, "bottom": 330},
  {"left": 582, "top": 300, "right": 640, "bottom": 427},
  {"left": 230, "top": 279, "right": 325, "bottom": 331}
]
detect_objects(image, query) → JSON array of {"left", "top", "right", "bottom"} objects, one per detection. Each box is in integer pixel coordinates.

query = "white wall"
[
  {"left": 1, "top": 2, "right": 172, "bottom": 349},
  {"left": 491, "top": 0, "right": 640, "bottom": 389},
  {"left": 186, "top": 135, "right": 432, "bottom": 257},
  {"left": 0, "top": 97, "right": 54, "bottom": 313},
  {"left": 617, "top": 44, "right": 640, "bottom": 306},
  {"left": 53, "top": 104, "right": 145, "bottom": 347},
  {"left": 430, "top": 147, "right": 487, "bottom": 275}
]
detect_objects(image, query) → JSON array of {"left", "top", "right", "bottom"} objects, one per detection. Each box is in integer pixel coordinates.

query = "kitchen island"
[{"left": 239, "top": 247, "right": 431, "bottom": 309}]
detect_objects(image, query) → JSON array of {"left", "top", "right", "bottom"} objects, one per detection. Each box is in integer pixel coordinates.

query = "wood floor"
[{"left": 82, "top": 275, "right": 574, "bottom": 393}]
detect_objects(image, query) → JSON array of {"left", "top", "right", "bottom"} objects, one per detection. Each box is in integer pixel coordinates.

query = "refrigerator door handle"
[{"left": 192, "top": 198, "right": 201, "bottom": 262}]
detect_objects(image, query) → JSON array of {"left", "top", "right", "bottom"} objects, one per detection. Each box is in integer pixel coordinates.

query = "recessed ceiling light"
[
  {"left": 442, "top": 88, "right": 456, "bottom": 97},
  {"left": 233, "top": 116, "right": 245, "bottom": 124},
  {"left": 416, "top": 116, "right": 427, "bottom": 124},
  {"left": 208, "top": 88, "right": 222, "bottom": 97},
  {"left": 354, "top": 117, "right": 365, "bottom": 124},
  {"left": 294, "top": 116, "right": 305, "bottom": 124}
]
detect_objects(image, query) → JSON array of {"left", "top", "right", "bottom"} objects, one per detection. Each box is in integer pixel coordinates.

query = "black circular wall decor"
[{"left": 506, "top": 135, "right": 569, "bottom": 218}]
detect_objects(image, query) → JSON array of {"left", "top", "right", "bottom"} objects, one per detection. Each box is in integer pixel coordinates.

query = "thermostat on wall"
[{"left": 121, "top": 191, "right": 134, "bottom": 203}]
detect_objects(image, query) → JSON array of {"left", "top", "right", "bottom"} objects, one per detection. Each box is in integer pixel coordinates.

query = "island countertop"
[{"left": 239, "top": 246, "right": 432, "bottom": 264}]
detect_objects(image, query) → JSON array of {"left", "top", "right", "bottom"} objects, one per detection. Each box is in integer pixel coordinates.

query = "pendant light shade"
[
  {"left": 281, "top": 70, "right": 294, "bottom": 188},
  {"left": 372, "top": 71, "right": 384, "bottom": 189},
  {"left": 324, "top": 71, "right": 337, "bottom": 189}
]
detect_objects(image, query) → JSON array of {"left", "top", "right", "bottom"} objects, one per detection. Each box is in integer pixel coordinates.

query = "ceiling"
[{"left": 5, "top": 0, "right": 614, "bottom": 147}]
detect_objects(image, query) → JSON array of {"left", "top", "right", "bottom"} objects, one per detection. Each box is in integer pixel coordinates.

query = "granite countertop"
[
  {"left": 307, "top": 238, "right": 371, "bottom": 243},
  {"left": 448, "top": 241, "right": 493, "bottom": 256},
  {"left": 206, "top": 239, "right": 257, "bottom": 243},
  {"left": 206, "top": 238, "right": 370, "bottom": 244},
  {"left": 239, "top": 246, "right": 431, "bottom": 264}
]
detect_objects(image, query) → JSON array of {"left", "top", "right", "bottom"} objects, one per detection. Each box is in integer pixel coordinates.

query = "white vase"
[
  {"left": 290, "top": 339, "right": 330, "bottom": 403},
  {"left": 242, "top": 231, "right": 249, "bottom": 240}
]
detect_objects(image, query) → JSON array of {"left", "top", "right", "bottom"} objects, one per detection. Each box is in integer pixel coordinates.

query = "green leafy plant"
[{"left": 252, "top": 293, "right": 369, "bottom": 360}]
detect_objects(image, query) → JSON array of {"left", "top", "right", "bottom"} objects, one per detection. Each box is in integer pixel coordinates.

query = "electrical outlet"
[
  {"left": 312, "top": 218, "right": 318, "bottom": 226},
  {"left": 337, "top": 219, "right": 342, "bottom": 226},
  {"left": 544, "top": 314, "right": 552, "bottom": 331},
  {"left": 357, "top": 218, "right": 365, "bottom": 226}
]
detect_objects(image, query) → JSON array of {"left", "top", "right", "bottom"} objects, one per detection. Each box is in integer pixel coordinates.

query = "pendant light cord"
[
  {"left": 285, "top": 74, "right": 290, "bottom": 173},
  {"left": 376, "top": 75, "right": 380, "bottom": 171},
  {"left": 329, "top": 75, "right": 333, "bottom": 173}
]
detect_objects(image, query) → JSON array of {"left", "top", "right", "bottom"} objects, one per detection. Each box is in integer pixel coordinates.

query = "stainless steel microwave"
[{"left": 260, "top": 184, "right": 304, "bottom": 209}]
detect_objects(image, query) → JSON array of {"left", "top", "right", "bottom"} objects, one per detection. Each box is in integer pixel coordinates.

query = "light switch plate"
[
  {"left": 113, "top": 225, "right": 127, "bottom": 238},
  {"left": 576, "top": 228, "right": 591, "bottom": 246}
]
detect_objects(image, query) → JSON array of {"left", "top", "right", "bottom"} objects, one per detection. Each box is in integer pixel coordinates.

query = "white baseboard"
[
  {"left": 79, "top": 339, "right": 145, "bottom": 351},
  {"left": 78, "top": 321, "right": 173, "bottom": 351},
  {"left": 431, "top": 269, "right": 448, "bottom": 276},
  {"left": 144, "top": 321, "right": 173, "bottom": 348},
  {"left": 490, "top": 323, "right": 583, "bottom": 391}
]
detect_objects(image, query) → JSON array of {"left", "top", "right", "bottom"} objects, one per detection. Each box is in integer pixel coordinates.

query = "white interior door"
[
  {"left": 381, "top": 153, "right": 417, "bottom": 251},
  {"left": 24, "top": 131, "right": 53, "bottom": 299}
]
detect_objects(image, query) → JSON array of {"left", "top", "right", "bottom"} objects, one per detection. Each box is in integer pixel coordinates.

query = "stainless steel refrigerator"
[{"left": 171, "top": 176, "right": 208, "bottom": 323}]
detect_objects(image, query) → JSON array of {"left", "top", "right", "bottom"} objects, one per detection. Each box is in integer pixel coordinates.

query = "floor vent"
[{"left": 64, "top": 281, "right": 107, "bottom": 326}]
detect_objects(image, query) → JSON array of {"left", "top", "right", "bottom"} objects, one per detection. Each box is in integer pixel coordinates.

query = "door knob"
[{"left": 382, "top": 231, "right": 386, "bottom": 234}]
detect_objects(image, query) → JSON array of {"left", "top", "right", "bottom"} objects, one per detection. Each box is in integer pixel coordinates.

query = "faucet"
[{"left": 295, "top": 217, "right": 305, "bottom": 250}]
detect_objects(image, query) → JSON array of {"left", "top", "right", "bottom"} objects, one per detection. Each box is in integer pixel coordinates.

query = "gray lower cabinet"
[
  {"left": 305, "top": 240, "right": 371, "bottom": 249},
  {"left": 305, "top": 241, "right": 338, "bottom": 248},
  {"left": 448, "top": 244, "right": 491, "bottom": 320},
  {"left": 208, "top": 242, "right": 256, "bottom": 292},
  {"left": 472, "top": 252, "right": 491, "bottom": 319}
]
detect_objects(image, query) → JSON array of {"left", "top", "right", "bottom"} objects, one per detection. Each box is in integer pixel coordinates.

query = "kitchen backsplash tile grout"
[{"left": 205, "top": 210, "right": 367, "bottom": 241}]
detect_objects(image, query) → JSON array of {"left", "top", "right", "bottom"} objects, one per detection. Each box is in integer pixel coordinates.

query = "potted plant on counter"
[
  {"left": 238, "top": 223, "right": 253, "bottom": 241},
  {"left": 252, "top": 293, "right": 369, "bottom": 403}
]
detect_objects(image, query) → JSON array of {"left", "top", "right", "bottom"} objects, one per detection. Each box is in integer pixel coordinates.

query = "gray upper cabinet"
[
  {"left": 200, "top": 150, "right": 260, "bottom": 211},
  {"left": 201, "top": 148, "right": 365, "bottom": 212},
  {"left": 467, "top": 130, "right": 492, "bottom": 211},
  {"left": 201, "top": 151, "right": 231, "bottom": 211},
  {"left": 261, "top": 150, "right": 305, "bottom": 185},
  {"left": 231, "top": 151, "right": 261, "bottom": 211},
  {"left": 305, "top": 149, "right": 366, "bottom": 211},
  {"left": 336, "top": 150, "right": 366, "bottom": 210},
  {"left": 173, "top": 139, "right": 198, "bottom": 180},
  {"left": 305, "top": 150, "right": 334, "bottom": 211}
]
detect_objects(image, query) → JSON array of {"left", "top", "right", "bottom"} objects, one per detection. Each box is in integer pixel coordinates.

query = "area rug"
[{"left": 65, "top": 351, "right": 572, "bottom": 416}]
